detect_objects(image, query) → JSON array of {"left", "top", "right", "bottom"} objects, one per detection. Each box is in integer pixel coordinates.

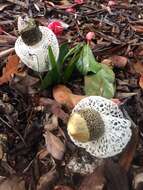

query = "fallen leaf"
[
  {"left": 37, "top": 168, "right": 58, "bottom": 190},
  {"left": 109, "top": 55, "right": 128, "bottom": 68},
  {"left": 10, "top": 73, "right": 39, "bottom": 94},
  {"left": 101, "top": 59, "right": 113, "bottom": 68},
  {"left": 37, "top": 147, "right": 49, "bottom": 160},
  {"left": 139, "top": 75, "right": 143, "bottom": 89},
  {"left": 84, "top": 65, "right": 115, "bottom": 98},
  {"left": 79, "top": 165, "right": 106, "bottom": 190},
  {"left": 133, "top": 62, "right": 143, "bottom": 75},
  {"left": 53, "top": 185, "right": 74, "bottom": 190},
  {"left": 0, "top": 54, "right": 20, "bottom": 85},
  {"left": 44, "top": 131, "right": 66, "bottom": 160},
  {"left": 119, "top": 128, "right": 139, "bottom": 172},
  {"left": 39, "top": 97, "right": 69, "bottom": 123},
  {"left": 0, "top": 176, "right": 25, "bottom": 190},
  {"left": 44, "top": 114, "right": 59, "bottom": 131},
  {"left": 53, "top": 85, "right": 85, "bottom": 108},
  {"left": 101, "top": 55, "right": 128, "bottom": 68}
]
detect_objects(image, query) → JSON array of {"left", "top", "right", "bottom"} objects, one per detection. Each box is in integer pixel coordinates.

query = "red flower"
[
  {"left": 74, "top": 0, "right": 84, "bottom": 4},
  {"left": 47, "top": 21, "right": 64, "bottom": 36}
]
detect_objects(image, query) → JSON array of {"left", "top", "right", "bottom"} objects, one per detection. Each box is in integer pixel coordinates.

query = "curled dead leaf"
[
  {"left": 110, "top": 55, "right": 128, "bottom": 68},
  {"left": 0, "top": 54, "right": 21, "bottom": 85},
  {"left": 53, "top": 85, "right": 86, "bottom": 108},
  {"left": 133, "top": 62, "right": 143, "bottom": 75},
  {"left": 44, "top": 131, "right": 66, "bottom": 160}
]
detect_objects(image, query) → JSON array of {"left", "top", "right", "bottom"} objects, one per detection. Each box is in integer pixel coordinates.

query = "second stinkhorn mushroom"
[
  {"left": 15, "top": 15, "right": 59, "bottom": 72},
  {"left": 67, "top": 96, "right": 132, "bottom": 158}
]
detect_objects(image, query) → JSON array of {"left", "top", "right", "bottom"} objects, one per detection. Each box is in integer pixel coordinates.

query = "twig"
[
  {"left": 0, "top": 116, "right": 26, "bottom": 146},
  {"left": 0, "top": 48, "right": 15, "bottom": 58},
  {"left": 6, "top": 0, "right": 28, "bottom": 8}
]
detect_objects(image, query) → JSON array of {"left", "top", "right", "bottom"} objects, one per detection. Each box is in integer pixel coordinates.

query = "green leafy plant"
[
  {"left": 41, "top": 43, "right": 83, "bottom": 89},
  {"left": 84, "top": 64, "right": 115, "bottom": 98},
  {"left": 41, "top": 43, "right": 116, "bottom": 99}
]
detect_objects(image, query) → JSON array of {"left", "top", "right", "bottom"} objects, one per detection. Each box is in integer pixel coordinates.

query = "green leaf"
[
  {"left": 84, "top": 65, "right": 115, "bottom": 98},
  {"left": 48, "top": 46, "right": 59, "bottom": 72},
  {"left": 76, "top": 44, "right": 101, "bottom": 75},
  {"left": 57, "top": 43, "right": 69, "bottom": 66},
  {"left": 41, "top": 46, "right": 60, "bottom": 89},
  {"left": 41, "top": 69, "right": 58, "bottom": 89},
  {"left": 63, "top": 51, "right": 81, "bottom": 82},
  {"left": 62, "top": 43, "right": 83, "bottom": 63}
]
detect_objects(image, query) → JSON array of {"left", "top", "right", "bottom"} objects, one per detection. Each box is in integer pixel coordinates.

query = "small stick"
[
  {"left": 0, "top": 48, "right": 15, "bottom": 58},
  {"left": 0, "top": 116, "right": 26, "bottom": 146},
  {"left": 6, "top": 0, "right": 27, "bottom": 8}
]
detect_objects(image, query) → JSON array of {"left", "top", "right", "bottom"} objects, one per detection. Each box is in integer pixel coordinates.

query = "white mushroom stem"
[{"left": 15, "top": 15, "right": 59, "bottom": 72}]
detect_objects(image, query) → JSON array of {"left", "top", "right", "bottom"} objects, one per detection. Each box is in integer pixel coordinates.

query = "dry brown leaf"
[
  {"left": 37, "top": 147, "right": 49, "bottom": 160},
  {"left": 53, "top": 85, "right": 86, "bottom": 108},
  {"left": 39, "top": 97, "right": 69, "bottom": 123},
  {"left": 110, "top": 55, "right": 128, "bottom": 68},
  {"left": 133, "top": 62, "right": 143, "bottom": 75},
  {"left": 44, "top": 131, "right": 66, "bottom": 160},
  {"left": 0, "top": 54, "right": 20, "bottom": 85},
  {"left": 11, "top": 73, "right": 39, "bottom": 94},
  {"left": 0, "top": 176, "right": 25, "bottom": 190},
  {"left": 119, "top": 128, "right": 139, "bottom": 172},
  {"left": 44, "top": 114, "right": 58, "bottom": 131},
  {"left": 79, "top": 165, "right": 106, "bottom": 190},
  {"left": 54, "top": 185, "right": 74, "bottom": 190}
]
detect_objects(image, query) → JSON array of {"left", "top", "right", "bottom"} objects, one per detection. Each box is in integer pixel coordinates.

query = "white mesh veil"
[{"left": 68, "top": 96, "right": 132, "bottom": 158}]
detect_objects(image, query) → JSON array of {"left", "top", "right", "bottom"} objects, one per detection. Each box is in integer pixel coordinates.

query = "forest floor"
[{"left": 0, "top": 0, "right": 143, "bottom": 190}]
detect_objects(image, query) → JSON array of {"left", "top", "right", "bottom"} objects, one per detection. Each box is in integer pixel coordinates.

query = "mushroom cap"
[
  {"left": 68, "top": 96, "right": 132, "bottom": 158},
  {"left": 15, "top": 26, "right": 59, "bottom": 72}
]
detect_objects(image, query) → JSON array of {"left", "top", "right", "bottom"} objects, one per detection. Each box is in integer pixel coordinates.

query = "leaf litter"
[{"left": 0, "top": 0, "right": 143, "bottom": 190}]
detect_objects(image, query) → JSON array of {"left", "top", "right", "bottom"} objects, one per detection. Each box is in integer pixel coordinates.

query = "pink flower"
[
  {"left": 108, "top": 0, "right": 117, "bottom": 6},
  {"left": 86, "top": 32, "right": 95, "bottom": 42},
  {"left": 47, "top": 21, "right": 64, "bottom": 36},
  {"left": 74, "top": 0, "right": 84, "bottom": 4},
  {"left": 66, "top": 7, "right": 76, "bottom": 13}
]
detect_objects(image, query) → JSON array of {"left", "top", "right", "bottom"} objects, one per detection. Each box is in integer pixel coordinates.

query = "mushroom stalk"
[{"left": 15, "top": 15, "right": 59, "bottom": 72}]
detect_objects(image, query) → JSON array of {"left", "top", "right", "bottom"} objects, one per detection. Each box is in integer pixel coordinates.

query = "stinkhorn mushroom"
[
  {"left": 15, "top": 15, "right": 59, "bottom": 72},
  {"left": 67, "top": 96, "right": 132, "bottom": 158}
]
